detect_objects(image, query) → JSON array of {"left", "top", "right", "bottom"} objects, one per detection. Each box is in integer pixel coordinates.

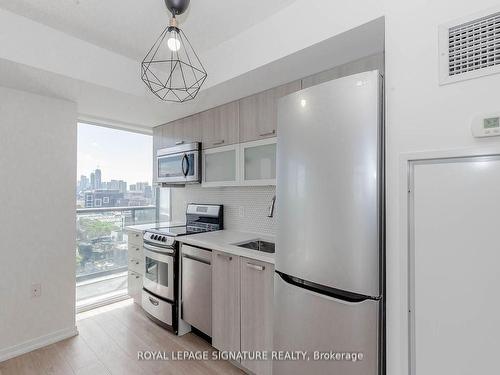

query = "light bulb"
[
  {"left": 167, "top": 36, "right": 181, "bottom": 52},
  {"left": 300, "top": 99, "right": 307, "bottom": 107}
]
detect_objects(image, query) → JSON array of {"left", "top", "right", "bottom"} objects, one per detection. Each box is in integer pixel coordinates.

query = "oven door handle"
[
  {"left": 181, "top": 153, "right": 189, "bottom": 177},
  {"left": 143, "top": 243, "right": 175, "bottom": 255}
]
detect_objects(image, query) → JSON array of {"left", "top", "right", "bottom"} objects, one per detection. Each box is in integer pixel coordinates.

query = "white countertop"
[
  {"left": 177, "top": 230, "right": 275, "bottom": 264},
  {"left": 125, "top": 221, "right": 185, "bottom": 232}
]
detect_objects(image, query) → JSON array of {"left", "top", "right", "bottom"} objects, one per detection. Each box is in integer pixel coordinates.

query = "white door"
[{"left": 410, "top": 156, "right": 500, "bottom": 375}]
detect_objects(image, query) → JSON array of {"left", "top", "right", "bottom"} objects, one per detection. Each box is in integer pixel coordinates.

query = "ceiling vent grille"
[{"left": 439, "top": 8, "right": 500, "bottom": 84}]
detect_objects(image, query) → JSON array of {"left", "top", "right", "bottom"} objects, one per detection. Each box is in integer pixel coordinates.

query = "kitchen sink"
[{"left": 235, "top": 240, "right": 275, "bottom": 254}]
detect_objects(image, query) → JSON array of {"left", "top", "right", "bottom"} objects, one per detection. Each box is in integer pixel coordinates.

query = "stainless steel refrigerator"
[{"left": 274, "top": 70, "right": 384, "bottom": 375}]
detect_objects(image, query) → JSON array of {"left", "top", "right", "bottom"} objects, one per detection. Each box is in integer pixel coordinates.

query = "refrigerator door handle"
[{"left": 276, "top": 271, "right": 379, "bottom": 304}]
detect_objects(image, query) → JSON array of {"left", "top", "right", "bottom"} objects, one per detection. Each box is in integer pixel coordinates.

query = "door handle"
[
  {"left": 259, "top": 129, "right": 276, "bottom": 137},
  {"left": 175, "top": 141, "right": 185, "bottom": 145},
  {"left": 212, "top": 140, "right": 225, "bottom": 146},
  {"left": 181, "top": 154, "right": 189, "bottom": 177},
  {"left": 149, "top": 297, "right": 159, "bottom": 306},
  {"left": 246, "top": 262, "right": 265, "bottom": 271},
  {"left": 183, "top": 254, "right": 211, "bottom": 265},
  {"left": 217, "top": 253, "right": 232, "bottom": 261}
]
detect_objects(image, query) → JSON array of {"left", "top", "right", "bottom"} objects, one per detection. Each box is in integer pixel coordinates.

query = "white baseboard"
[{"left": 0, "top": 326, "right": 78, "bottom": 363}]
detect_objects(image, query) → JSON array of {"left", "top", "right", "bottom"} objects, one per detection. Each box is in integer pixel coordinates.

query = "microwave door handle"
[{"left": 181, "top": 154, "right": 189, "bottom": 177}]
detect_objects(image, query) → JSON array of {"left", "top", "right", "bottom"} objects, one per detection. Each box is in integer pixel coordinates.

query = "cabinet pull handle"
[
  {"left": 212, "top": 140, "right": 225, "bottom": 146},
  {"left": 135, "top": 233, "right": 140, "bottom": 238},
  {"left": 135, "top": 275, "right": 140, "bottom": 279},
  {"left": 246, "top": 262, "right": 265, "bottom": 271},
  {"left": 136, "top": 247, "right": 140, "bottom": 251},
  {"left": 217, "top": 253, "right": 232, "bottom": 261},
  {"left": 259, "top": 130, "right": 276, "bottom": 137},
  {"left": 175, "top": 141, "right": 185, "bottom": 145},
  {"left": 149, "top": 297, "right": 159, "bottom": 306}
]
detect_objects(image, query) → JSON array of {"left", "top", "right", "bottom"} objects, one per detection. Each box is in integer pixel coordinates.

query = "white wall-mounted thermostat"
[{"left": 472, "top": 113, "right": 500, "bottom": 138}]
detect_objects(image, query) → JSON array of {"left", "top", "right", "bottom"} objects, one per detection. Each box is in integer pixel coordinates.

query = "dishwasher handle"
[{"left": 182, "top": 253, "right": 211, "bottom": 265}]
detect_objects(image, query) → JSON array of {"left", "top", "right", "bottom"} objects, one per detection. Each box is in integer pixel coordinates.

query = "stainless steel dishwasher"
[{"left": 181, "top": 244, "right": 212, "bottom": 336}]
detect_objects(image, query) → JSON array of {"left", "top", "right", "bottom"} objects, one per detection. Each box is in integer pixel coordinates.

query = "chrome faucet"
[{"left": 268, "top": 195, "right": 276, "bottom": 218}]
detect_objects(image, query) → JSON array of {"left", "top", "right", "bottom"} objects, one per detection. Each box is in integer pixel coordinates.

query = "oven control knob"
[
  {"left": 161, "top": 237, "right": 166, "bottom": 242},
  {"left": 153, "top": 235, "right": 158, "bottom": 240}
]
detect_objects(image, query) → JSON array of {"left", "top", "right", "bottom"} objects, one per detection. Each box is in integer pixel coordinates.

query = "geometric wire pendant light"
[{"left": 141, "top": 0, "right": 207, "bottom": 102}]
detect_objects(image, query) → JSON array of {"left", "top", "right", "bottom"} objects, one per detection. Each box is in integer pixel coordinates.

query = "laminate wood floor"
[{"left": 0, "top": 300, "right": 244, "bottom": 375}]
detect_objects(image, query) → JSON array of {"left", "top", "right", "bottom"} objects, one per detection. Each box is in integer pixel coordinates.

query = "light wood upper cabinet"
[
  {"left": 212, "top": 251, "right": 240, "bottom": 352},
  {"left": 201, "top": 102, "right": 239, "bottom": 149},
  {"left": 240, "top": 257, "right": 274, "bottom": 375},
  {"left": 173, "top": 114, "right": 202, "bottom": 145},
  {"left": 154, "top": 114, "right": 202, "bottom": 151},
  {"left": 239, "top": 80, "right": 301, "bottom": 143}
]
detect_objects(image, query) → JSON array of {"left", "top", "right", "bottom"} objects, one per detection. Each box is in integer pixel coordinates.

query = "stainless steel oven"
[
  {"left": 156, "top": 142, "right": 201, "bottom": 185},
  {"left": 142, "top": 236, "right": 178, "bottom": 332},
  {"left": 141, "top": 204, "right": 223, "bottom": 334},
  {"left": 143, "top": 244, "right": 175, "bottom": 301}
]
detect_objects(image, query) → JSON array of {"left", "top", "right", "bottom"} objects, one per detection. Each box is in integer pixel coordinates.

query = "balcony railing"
[{"left": 76, "top": 205, "right": 155, "bottom": 307}]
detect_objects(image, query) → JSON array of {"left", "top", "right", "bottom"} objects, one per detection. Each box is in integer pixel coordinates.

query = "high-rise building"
[
  {"left": 95, "top": 168, "right": 102, "bottom": 189},
  {"left": 79, "top": 175, "right": 89, "bottom": 192},
  {"left": 90, "top": 172, "right": 95, "bottom": 189},
  {"left": 118, "top": 180, "right": 127, "bottom": 193},
  {"left": 108, "top": 180, "right": 119, "bottom": 190},
  {"left": 144, "top": 185, "right": 153, "bottom": 199},
  {"left": 136, "top": 182, "right": 150, "bottom": 192}
]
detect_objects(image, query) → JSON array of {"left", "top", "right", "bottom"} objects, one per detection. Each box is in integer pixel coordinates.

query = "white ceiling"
[
  {"left": 0, "top": 0, "right": 385, "bottom": 130},
  {"left": 0, "top": 0, "right": 297, "bottom": 61}
]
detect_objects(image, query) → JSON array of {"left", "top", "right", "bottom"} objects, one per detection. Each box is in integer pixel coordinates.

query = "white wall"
[
  {"left": 383, "top": 1, "right": 500, "bottom": 374},
  {"left": 0, "top": 86, "right": 78, "bottom": 361}
]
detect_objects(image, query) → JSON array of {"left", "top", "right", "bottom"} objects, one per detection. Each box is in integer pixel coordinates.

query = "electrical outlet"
[
  {"left": 238, "top": 206, "right": 245, "bottom": 218},
  {"left": 31, "top": 283, "right": 42, "bottom": 298}
]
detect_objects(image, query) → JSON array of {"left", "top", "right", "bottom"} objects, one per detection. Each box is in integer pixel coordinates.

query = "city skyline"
[
  {"left": 78, "top": 168, "right": 151, "bottom": 193},
  {"left": 77, "top": 122, "right": 152, "bottom": 184},
  {"left": 77, "top": 167, "right": 154, "bottom": 209}
]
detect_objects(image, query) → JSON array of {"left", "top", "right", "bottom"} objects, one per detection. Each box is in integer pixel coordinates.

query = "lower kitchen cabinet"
[
  {"left": 211, "top": 249, "right": 274, "bottom": 375},
  {"left": 212, "top": 251, "right": 241, "bottom": 352},
  {"left": 127, "top": 229, "right": 144, "bottom": 305},
  {"left": 240, "top": 257, "right": 274, "bottom": 375},
  {"left": 128, "top": 271, "right": 142, "bottom": 304}
]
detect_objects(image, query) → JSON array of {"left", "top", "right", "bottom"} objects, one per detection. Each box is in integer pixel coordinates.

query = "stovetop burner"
[
  {"left": 150, "top": 225, "right": 209, "bottom": 237},
  {"left": 143, "top": 204, "right": 223, "bottom": 246}
]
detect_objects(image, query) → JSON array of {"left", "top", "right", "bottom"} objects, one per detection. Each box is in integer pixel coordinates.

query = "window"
[{"left": 76, "top": 122, "right": 162, "bottom": 312}]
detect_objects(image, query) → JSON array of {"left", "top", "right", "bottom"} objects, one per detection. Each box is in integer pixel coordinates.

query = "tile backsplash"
[{"left": 171, "top": 185, "right": 276, "bottom": 235}]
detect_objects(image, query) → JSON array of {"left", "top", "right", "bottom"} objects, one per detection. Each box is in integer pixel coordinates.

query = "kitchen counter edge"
[{"left": 177, "top": 230, "right": 275, "bottom": 264}]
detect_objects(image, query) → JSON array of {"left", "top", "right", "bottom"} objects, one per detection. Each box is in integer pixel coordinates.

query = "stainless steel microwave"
[{"left": 156, "top": 142, "right": 201, "bottom": 185}]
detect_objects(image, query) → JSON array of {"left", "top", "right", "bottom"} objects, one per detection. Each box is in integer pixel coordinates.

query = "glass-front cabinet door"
[
  {"left": 240, "top": 138, "right": 277, "bottom": 186},
  {"left": 202, "top": 144, "right": 240, "bottom": 187}
]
